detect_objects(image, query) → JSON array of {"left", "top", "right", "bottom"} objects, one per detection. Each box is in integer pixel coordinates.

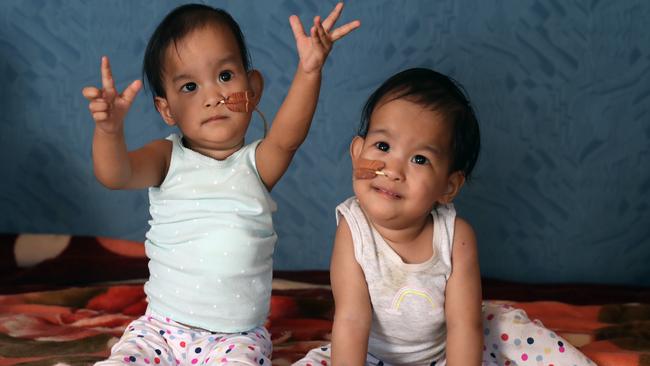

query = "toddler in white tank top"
[{"left": 83, "top": 3, "right": 360, "bottom": 365}]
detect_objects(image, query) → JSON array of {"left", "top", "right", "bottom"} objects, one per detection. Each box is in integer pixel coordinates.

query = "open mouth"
[{"left": 373, "top": 186, "right": 402, "bottom": 199}]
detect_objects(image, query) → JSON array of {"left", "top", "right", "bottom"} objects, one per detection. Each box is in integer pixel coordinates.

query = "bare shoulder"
[
  {"left": 253, "top": 138, "right": 288, "bottom": 191},
  {"left": 137, "top": 138, "right": 172, "bottom": 167},
  {"left": 146, "top": 138, "right": 172, "bottom": 154},
  {"left": 331, "top": 216, "right": 361, "bottom": 287},
  {"left": 331, "top": 216, "right": 355, "bottom": 271},
  {"left": 446, "top": 216, "right": 482, "bottom": 317},
  {"left": 125, "top": 138, "right": 173, "bottom": 189},
  {"left": 330, "top": 214, "right": 371, "bottom": 318},
  {"left": 335, "top": 215, "right": 353, "bottom": 241},
  {"left": 451, "top": 216, "right": 478, "bottom": 261},
  {"left": 150, "top": 138, "right": 173, "bottom": 176}
]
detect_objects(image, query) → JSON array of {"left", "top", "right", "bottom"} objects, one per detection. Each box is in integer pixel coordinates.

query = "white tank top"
[
  {"left": 144, "top": 134, "right": 277, "bottom": 332},
  {"left": 336, "top": 197, "right": 456, "bottom": 366}
]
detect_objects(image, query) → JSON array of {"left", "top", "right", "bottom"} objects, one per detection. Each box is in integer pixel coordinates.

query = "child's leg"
[
  {"left": 482, "top": 302, "right": 596, "bottom": 365},
  {"left": 202, "top": 326, "right": 272, "bottom": 365},
  {"left": 94, "top": 313, "right": 175, "bottom": 366},
  {"left": 95, "top": 310, "right": 272, "bottom": 366}
]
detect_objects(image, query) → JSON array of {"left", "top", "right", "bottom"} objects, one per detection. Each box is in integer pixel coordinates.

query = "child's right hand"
[
  {"left": 82, "top": 56, "right": 142, "bottom": 135},
  {"left": 289, "top": 2, "right": 360, "bottom": 75}
]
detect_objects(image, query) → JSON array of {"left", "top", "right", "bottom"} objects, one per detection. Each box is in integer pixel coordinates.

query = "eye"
[
  {"left": 180, "top": 82, "right": 197, "bottom": 93},
  {"left": 411, "top": 155, "right": 429, "bottom": 165},
  {"left": 375, "top": 141, "right": 389, "bottom": 152},
  {"left": 219, "top": 71, "right": 233, "bottom": 82}
]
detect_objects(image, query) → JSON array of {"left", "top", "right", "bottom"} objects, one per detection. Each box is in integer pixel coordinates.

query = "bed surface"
[
  {"left": 2, "top": 278, "right": 650, "bottom": 366},
  {"left": 2, "top": 234, "right": 649, "bottom": 365}
]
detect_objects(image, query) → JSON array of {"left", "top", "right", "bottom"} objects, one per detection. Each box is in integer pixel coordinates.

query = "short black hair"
[
  {"left": 359, "top": 68, "right": 481, "bottom": 180},
  {"left": 142, "top": 4, "right": 251, "bottom": 99}
]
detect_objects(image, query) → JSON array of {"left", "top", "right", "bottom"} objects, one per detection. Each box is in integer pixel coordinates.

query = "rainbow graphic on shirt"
[{"left": 386, "top": 287, "right": 438, "bottom": 315}]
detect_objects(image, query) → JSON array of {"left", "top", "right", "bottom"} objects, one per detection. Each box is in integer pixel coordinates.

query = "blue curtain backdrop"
[{"left": 0, "top": 1, "right": 648, "bottom": 285}]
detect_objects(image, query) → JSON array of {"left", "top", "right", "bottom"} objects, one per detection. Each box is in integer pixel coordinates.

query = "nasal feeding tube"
[
  {"left": 217, "top": 90, "right": 268, "bottom": 135},
  {"left": 353, "top": 157, "right": 387, "bottom": 179}
]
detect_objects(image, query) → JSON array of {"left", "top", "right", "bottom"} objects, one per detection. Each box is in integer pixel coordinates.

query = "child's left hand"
[{"left": 289, "top": 2, "right": 360, "bottom": 74}]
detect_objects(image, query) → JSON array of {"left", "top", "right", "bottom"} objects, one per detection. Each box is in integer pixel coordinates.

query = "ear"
[
  {"left": 248, "top": 69, "right": 264, "bottom": 107},
  {"left": 438, "top": 171, "right": 466, "bottom": 204},
  {"left": 349, "top": 136, "right": 365, "bottom": 161},
  {"left": 154, "top": 96, "right": 176, "bottom": 126}
]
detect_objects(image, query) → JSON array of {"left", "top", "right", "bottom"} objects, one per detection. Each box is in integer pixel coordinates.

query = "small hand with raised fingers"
[
  {"left": 82, "top": 56, "right": 142, "bottom": 134},
  {"left": 289, "top": 2, "right": 360, "bottom": 74}
]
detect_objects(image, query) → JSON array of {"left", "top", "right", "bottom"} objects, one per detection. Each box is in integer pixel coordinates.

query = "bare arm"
[
  {"left": 83, "top": 56, "right": 169, "bottom": 189},
  {"left": 255, "top": 67, "right": 321, "bottom": 190},
  {"left": 330, "top": 217, "right": 372, "bottom": 366},
  {"left": 92, "top": 132, "right": 170, "bottom": 189},
  {"left": 444, "top": 217, "right": 483, "bottom": 366},
  {"left": 256, "top": 3, "right": 360, "bottom": 190}
]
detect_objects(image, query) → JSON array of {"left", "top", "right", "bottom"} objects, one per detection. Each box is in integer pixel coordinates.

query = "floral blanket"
[
  {"left": 1, "top": 234, "right": 649, "bottom": 365},
  {"left": 1, "top": 280, "right": 649, "bottom": 366}
]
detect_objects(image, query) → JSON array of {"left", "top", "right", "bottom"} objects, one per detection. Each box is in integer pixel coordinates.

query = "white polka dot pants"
[
  {"left": 94, "top": 309, "right": 272, "bottom": 366},
  {"left": 482, "top": 302, "right": 594, "bottom": 365},
  {"left": 294, "top": 303, "right": 596, "bottom": 366}
]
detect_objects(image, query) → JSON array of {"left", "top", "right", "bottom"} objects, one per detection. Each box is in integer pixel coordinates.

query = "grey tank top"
[{"left": 336, "top": 197, "right": 456, "bottom": 366}]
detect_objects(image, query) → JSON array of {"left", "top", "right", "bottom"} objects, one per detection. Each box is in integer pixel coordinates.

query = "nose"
[
  {"left": 204, "top": 86, "right": 226, "bottom": 108},
  {"left": 379, "top": 159, "right": 405, "bottom": 182}
]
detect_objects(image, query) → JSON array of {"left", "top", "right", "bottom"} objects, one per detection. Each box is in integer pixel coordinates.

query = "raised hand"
[
  {"left": 289, "top": 2, "right": 360, "bottom": 74},
  {"left": 82, "top": 56, "right": 142, "bottom": 134}
]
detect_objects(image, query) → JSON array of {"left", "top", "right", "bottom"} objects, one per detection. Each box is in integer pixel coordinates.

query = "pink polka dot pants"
[{"left": 94, "top": 309, "right": 271, "bottom": 366}]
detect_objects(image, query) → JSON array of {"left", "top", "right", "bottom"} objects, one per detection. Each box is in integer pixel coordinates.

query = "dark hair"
[
  {"left": 359, "top": 68, "right": 481, "bottom": 180},
  {"left": 142, "top": 4, "right": 251, "bottom": 98}
]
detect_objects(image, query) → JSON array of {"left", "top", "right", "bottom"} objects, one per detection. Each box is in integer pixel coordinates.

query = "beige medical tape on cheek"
[
  {"left": 352, "top": 156, "right": 386, "bottom": 179},
  {"left": 218, "top": 90, "right": 268, "bottom": 136}
]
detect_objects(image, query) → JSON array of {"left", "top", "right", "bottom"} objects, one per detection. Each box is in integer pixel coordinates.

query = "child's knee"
[{"left": 204, "top": 328, "right": 273, "bottom": 364}]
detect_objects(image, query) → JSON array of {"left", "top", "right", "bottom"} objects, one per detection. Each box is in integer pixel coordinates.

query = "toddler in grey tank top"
[{"left": 294, "top": 68, "right": 594, "bottom": 366}]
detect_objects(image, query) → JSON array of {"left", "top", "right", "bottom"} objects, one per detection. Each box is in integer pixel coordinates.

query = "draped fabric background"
[{"left": 0, "top": 1, "right": 648, "bottom": 285}]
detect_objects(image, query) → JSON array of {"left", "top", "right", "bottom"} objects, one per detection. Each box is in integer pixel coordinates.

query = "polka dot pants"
[
  {"left": 481, "top": 302, "right": 595, "bottom": 366},
  {"left": 294, "top": 303, "right": 595, "bottom": 366},
  {"left": 95, "top": 309, "right": 271, "bottom": 366}
]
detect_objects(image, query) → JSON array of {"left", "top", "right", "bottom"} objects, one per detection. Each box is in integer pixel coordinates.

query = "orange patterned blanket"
[
  {"left": 1, "top": 280, "right": 649, "bottom": 366},
  {"left": 1, "top": 234, "right": 649, "bottom": 365}
]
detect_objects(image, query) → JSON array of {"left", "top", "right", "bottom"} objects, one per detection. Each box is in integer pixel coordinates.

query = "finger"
[
  {"left": 310, "top": 20, "right": 324, "bottom": 51},
  {"left": 92, "top": 111, "right": 109, "bottom": 121},
  {"left": 82, "top": 86, "right": 102, "bottom": 100},
  {"left": 321, "top": 2, "right": 343, "bottom": 32},
  {"left": 330, "top": 20, "right": 361, "bottom": 42},
  {"left": 121, "top": 79, "right": 142, "bottom": 104},
  {"left": 314, "top": 17, "right": 332, "bottom": 49},
  {"left": 89, "top": 100, "right": 110, "bottom": 113},
  {"left": 101, "top": 56, "right": 117, "bottom": 98},
  {"left": 289, "top": 14, "right": 306, "bottom": 41}
]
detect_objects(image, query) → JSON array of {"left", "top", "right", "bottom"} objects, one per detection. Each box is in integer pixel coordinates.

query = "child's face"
[
  {"left": 351, "top": 97, "right": 464, "bottom": 230},
  {"left": 155, "top": 25, "right": 257, "bottom": 155}
]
